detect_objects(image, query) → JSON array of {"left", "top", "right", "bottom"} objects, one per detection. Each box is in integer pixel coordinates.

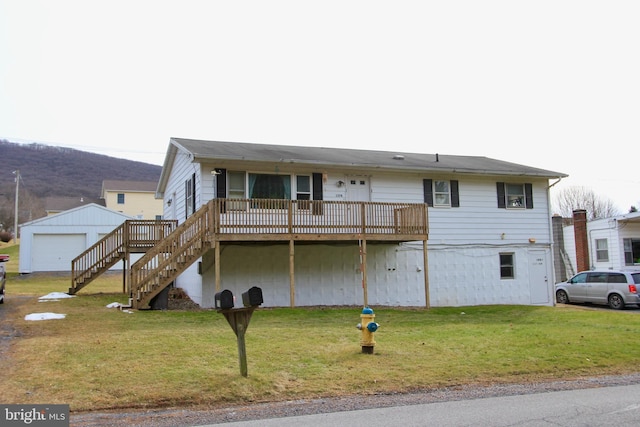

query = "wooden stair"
[
  {"left": 70, "top": 220, "right": 178, "bottom": 295},
  {"left": 130, "top": 200, "right": 215, "bottom": 309},
  {"left": 70, "top": 223, "right": 127, "bottom": 294}
]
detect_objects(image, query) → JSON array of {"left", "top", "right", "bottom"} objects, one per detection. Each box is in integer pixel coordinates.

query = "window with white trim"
[
  {"left": 496, "top": 182, "right": 533, "bottom": 209},
  {"left": 228, "top": 171, "right": 246, "bottom": 199},
  {"left": 296, "top": 175, "right": 311, "bottom": 209},
  {"left": 624, "top": 238, "right": 640, "bottom": 265},
  {"left": 249, "top": 173, "right": 291, "bottom": 199},
  {"left": 423, "top": 179, "right": 460, "bottom": 207},
  {"left": 434, "top": 180, "right": 451, "bottom": 206},
  {"left": 595, "top": 238, "right": 609, "bottom": 262},
  {"left": 500, "top": 253, "right": 515, "bottom": 279}
]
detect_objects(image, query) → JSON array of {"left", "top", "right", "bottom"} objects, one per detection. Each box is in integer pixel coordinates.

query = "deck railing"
[
  {"left": 213, "top": 199, "right": 428, "bottom": 238},
  {"left": 69, "top": 220, "right": 178, "bottom": 294}
]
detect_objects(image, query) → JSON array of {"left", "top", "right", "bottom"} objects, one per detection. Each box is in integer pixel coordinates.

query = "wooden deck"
[{"left": 72, "top": 199, "right": 429, "bottom": 308}]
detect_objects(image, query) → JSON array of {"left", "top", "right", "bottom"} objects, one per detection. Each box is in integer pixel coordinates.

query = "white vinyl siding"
[{"left": 169, "top": 157, "right": 555, "bottom": 308}]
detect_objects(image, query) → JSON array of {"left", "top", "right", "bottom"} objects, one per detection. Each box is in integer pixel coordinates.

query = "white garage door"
[{"left": 32, "top": 234, "right": 87, "bottom": 271}]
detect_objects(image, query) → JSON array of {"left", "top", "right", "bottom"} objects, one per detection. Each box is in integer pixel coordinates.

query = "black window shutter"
[
  {"left": 215, "top": 168, "right": 226, "bottom": 198},
  {"left": 191, "top": 173, "right": 196, "bottom": 214},
  {"left": 497, "top": 182, "right": 506, "bottom": 209},
  {"left": 450, "top": 180, "right": 460, "bottom": 207},
  {"left": 312, "top": 173, "right": 323, "bottom": 215},
  {"left": 312, "top": 173, "right": 323, "bottom": 200},
  {"left": 525, "top": 183, "right": 533, "bottom": 209},
  {"left": 423, "top": 179, "right": 433, "bottom": 206},
  {"left": 185, "top": 179, "right": 190, "bottom": 219}
]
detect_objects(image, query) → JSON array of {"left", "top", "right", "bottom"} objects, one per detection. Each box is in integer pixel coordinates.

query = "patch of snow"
[
  {"left": 25, "top": 313, "right": 66, "bottom": 321},
  {"left": 39, "top": 292, "right": 75, "bottom": 301},
  {"left": 106, "top": 302, "right": 122, "bottom": 308}
]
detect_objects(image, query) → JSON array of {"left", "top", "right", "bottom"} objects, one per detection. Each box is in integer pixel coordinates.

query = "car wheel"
[
  {"left": 608, "top": 293, "right": 624, "bottom": 310},
  {"left": 556, "top": 289, "right": 569, "bottom": 304}
]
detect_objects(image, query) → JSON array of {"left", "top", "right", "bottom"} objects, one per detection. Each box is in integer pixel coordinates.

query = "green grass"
[
  {"left": 0, "top": 240, "right": 19, "bottom": 275},
  {"left": 2, "top": 245, "right": 640, "bottom": 412}
]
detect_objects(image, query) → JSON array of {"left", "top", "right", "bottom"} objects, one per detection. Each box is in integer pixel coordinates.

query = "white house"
[
  {"left": 150, "top": 138, "right": 567, "bottom": 309},
  {"left": 19, "top": 204, "right": 132, "bottom": 273},
  {"left": 559, "top": 210, "right": 640, "bottom": 277}
]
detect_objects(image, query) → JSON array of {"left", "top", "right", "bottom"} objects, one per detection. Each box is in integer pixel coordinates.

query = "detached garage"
[{"left": 19, "top": 204, "right": 132, "bottom": 273}]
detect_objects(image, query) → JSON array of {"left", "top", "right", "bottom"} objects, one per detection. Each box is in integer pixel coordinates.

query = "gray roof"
[
  {"left": 44, "top": 196, "right": 103, "bottom": 213},
  {"left": 168, "top": 138, "right": 567, "bottom": 178}
]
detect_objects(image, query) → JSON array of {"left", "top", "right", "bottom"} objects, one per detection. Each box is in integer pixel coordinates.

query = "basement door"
[{"left": 529, "top": 250, "right": 549, "bottom": 304}]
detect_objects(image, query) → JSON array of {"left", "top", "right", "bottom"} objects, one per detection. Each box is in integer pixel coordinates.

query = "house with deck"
[{"left": 69, "top": 138, "right": 567, "bottom": 309}]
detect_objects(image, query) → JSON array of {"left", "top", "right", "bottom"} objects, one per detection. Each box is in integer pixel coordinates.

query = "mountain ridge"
[{"left": 0, "top": 139, "right": 162, "bottom": 231}]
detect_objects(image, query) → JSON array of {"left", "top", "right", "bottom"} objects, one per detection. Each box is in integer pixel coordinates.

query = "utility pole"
[{"left": 13, "top": 170, "right": 19, "bottom": 244}]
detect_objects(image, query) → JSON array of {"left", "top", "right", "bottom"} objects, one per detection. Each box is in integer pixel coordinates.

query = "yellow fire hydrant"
[{"left": 356, "top": 306, "right": 379, "bottom": 354}]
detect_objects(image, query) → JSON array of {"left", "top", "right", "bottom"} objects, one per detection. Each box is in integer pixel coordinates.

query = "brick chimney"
[{"left": 573, "top": 209, "right": 589, "bottom": 272}]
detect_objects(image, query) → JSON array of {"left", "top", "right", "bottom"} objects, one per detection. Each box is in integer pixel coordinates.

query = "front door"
[
  {"left": 529, "top": 250, "right": 549, "bottom": 304},
  {"left": 346, "top": 176, "right": 370, "bottom": 202}
]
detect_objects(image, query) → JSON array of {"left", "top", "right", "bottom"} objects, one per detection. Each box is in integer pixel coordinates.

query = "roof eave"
[{"left": 191, "top": 154, "right": 567, "bottom": 179}]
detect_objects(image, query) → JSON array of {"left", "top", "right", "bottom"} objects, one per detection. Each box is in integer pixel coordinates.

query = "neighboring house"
[
  {"left": 555, "top": 210, "right": 640, "bottom": 280},
  {"left": 19, "top": 204, "right": 132, "bottom": 273},
  {"left": 144, "top": 138, "right": 567, "bottom": 309},
  {"left": 101, "top": 180, "right": 163, "bottom": 220},
  {"left": 44, "top": 196, "right": 103, "bottom": 216}
]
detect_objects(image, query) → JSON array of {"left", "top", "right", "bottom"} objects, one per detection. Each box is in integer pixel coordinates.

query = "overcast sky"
[{"left": 1, "top": 1, "right": 638, "bottom": 212}]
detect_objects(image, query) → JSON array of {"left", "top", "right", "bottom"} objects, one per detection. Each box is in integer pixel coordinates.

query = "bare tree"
[{"left": 553, "top": 186, "right": 621, "bottom": 220}]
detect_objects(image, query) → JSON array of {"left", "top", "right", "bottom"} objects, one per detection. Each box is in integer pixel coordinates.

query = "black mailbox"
[
  {"left": 242, "top": 287, "right": 263, "bottom": 307},
  {"left": 215, "top": 289, "right": 234, "bottom": 309}
]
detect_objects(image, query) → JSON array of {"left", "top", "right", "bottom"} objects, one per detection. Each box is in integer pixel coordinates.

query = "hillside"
[{"left": 0, "top": 139, "right": 162, "bottom": 231}]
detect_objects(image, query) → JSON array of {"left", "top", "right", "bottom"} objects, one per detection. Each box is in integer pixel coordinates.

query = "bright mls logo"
[{"left": 1, "top": 405, "right": 69, "bottom": 426}]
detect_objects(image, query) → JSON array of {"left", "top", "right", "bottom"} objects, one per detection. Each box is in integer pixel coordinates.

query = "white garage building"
[{"left": 19, "top": 204, "right": 132, "bottom": 273}]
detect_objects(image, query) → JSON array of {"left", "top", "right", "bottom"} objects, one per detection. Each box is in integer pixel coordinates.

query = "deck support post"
[
  {"left": 122, "top": 255, "right": 126, "bottom": 294},
  {"left": 215, "top": 240, "right": 221, "bottom": 293},
  {"left": 360, "top": 237, "right": 368, "bottom": 307},
  {"left": 423, "top": 239, "right": 430, "bottom": 308},
  {"left": 289, "top": 240, "right": 295, "bottom": 307}
]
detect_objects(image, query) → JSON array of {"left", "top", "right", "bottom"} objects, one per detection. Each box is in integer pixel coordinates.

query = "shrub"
[{"left": 0, "top": 231, "right": 13, "bottom": 243}]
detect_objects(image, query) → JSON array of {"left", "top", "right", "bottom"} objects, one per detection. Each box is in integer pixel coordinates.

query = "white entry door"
[
  {"left": 346, "top": 176, "right": 370, "bottom": 202},
  {"left": 529, "top": 250, "right": 549, "bottom": 304}
]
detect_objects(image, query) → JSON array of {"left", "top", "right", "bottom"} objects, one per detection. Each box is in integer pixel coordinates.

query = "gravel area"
[{"left": 69, "top": 373, "right": 640, "bottom": 427}]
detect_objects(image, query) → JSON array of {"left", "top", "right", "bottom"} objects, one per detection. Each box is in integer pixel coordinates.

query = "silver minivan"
[{"left": 555, "top": 270, "right": 640, "bottom": 310}]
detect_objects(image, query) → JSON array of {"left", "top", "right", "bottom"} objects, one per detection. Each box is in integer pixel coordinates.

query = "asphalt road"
[{"left": 211, "top": 383, "right": 640, "bottom": 427}]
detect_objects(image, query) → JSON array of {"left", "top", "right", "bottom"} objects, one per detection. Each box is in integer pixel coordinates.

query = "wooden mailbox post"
[{"left": 216, "top": 287, "right": 263, "bottom": 377}]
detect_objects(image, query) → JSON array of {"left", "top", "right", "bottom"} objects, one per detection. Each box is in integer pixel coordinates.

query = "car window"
[
  {"left": 570, "top": 273, "right": 588, "bottom": 284},
  {"left": 587, "top": 273, "right": 608, "bottom": 283},
  {"left": 607, "top": 273, "right": 627, "bottom": 283},
  {"left": 632, "top": 273, "right": 640, "bottom": 284}
]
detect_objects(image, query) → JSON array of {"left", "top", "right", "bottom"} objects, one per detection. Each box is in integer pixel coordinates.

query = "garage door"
[{"left": 32, "top": 234, "right": 87, "bottom": 271}]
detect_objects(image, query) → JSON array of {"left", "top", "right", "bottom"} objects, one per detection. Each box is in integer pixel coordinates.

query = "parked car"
[
  {"left": 555, "top": 270, "right": 640, "bottom": 310},
  {"left": 0, "top": 254, "right": 8, "bottom": 304}
]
